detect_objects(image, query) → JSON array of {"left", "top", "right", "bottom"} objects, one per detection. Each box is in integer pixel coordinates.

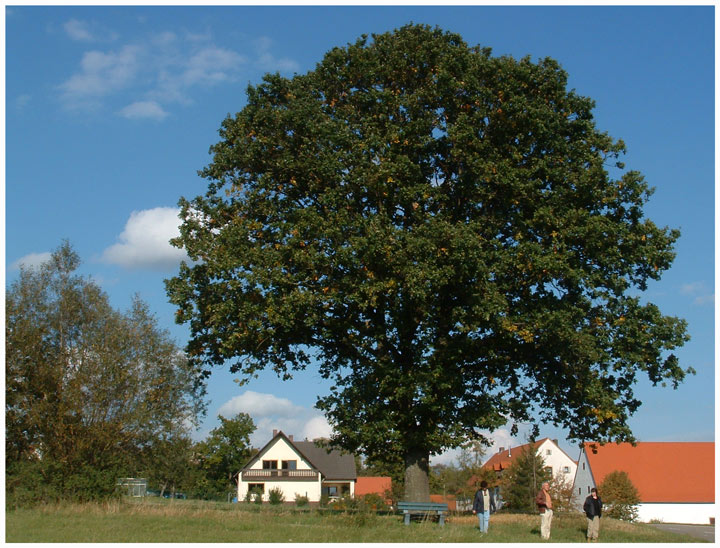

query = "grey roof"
[{"left": 293, "top": 440, "right": 357, "bottom": 481}]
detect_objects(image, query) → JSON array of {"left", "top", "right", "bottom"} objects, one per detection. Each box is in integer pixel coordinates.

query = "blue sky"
[{"left": 4, "top": 5, "right": 715, "bottom": 464}]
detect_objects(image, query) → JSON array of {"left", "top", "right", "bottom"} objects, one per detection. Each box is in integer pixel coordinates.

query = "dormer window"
[{"left": 262, "top": 460, "right": 278, "bottom": 469}]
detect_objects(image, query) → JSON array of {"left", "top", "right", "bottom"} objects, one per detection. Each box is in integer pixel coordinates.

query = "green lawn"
[{"left": 5, "top": 498, "right": 707, "bottom": 543}]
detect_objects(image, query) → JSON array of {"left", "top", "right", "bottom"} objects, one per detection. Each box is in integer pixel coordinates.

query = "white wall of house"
[
  {"left": 571, "top": 448, "right": 595, "bottom": 509},
  {"left": 537, "top": 439, "right": 577, "bottom": 483},
  {"left": 636, "top": 503, "right": 716, "bottom": 525},
  {"left": 238, "top": 437, "right": 321, "bottom": 502}
]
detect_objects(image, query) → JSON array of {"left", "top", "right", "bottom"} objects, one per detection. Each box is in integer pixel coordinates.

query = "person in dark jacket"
[
  {"left": 583, "top": 488, "right": 602, "bottom": 542},
  {"left": 472, "top": 480, "right": 496, "bottom": 533}
]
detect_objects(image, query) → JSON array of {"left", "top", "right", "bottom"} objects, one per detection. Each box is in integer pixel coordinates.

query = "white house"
[
  {"left": 238, "top": 430, "right": 357, "bottom": 503},
  {"left": 572, "top": 441, "right": 715, "bottom": 525},
  {"left": 482, "top": 438, "right": 578, "bottom": 482}
]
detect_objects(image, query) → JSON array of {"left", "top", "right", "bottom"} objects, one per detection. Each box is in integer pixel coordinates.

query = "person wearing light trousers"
[
  {"left": 535, "top": 482, "right": 553, "bottom": 540},
  {"left": 583, "top": 488, "right": 602, "bottom": 542},
  {"left": 472, "top": 480, "right": 496, "bottom": 533}
]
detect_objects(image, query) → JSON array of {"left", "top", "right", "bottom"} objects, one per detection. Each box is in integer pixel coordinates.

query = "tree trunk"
[{"left": 403, "top": 448, "right": 430, "bottom": 502}]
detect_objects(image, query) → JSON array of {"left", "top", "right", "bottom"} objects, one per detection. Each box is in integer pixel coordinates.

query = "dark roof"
[
  {"left": 293, "top": 441, "right": 357, "bottom": 480},
  {"left": 241, "top": 431, "right": 357, "bottom": 481}
]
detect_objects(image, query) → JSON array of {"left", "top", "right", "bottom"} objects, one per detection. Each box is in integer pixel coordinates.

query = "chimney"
[
  {"left": 273, "top": 429, "right": 278, "bottom": 437},
  {"left": 289, "top": 435, "right": 293, "bottom": 441},
  {"left": 499, "top": 447, "right": 504, "bottom": 454},
  {"left": 553, "top": 439, "right": 559, "bottom": 446}
]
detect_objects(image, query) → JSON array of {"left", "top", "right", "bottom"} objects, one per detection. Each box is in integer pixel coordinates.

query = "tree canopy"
[
  {"left": 193, "top": 412, "right": 256, "bottom": 497},
  {"left": 6, "top": 242, "right": 204, "bottom": 503},
  {"left": 166, "top": 24, "right": 691, "bottom": 500}
]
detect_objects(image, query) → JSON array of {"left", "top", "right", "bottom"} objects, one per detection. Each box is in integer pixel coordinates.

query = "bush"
[
  {"left": 599, "top": 470, "right": 640, "bottom": 522},
  {"left": 268, "top": 487, "right": 285, "bottom": 505},
  {"left": 6, "top": 458, "right": 123, "bottom": 508},
  {"left": 294, "top": 494, "right": 309, "bottom": 507},
  {"left": 357, "top": 493, "right": 389, "bottom": 512},
  {"left": 244, "top": 487, "right": 262, "bottom": 504}
]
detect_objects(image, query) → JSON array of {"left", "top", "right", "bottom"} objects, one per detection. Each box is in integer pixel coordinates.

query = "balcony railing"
[{"left": 241, "top": 469, "right": 319, "bottom": 481}]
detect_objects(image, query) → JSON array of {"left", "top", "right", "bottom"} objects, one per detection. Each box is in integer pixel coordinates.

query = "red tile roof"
[
  {"left": 355, "top": 476, "right": 391, "bottom": 497},
  {"left": 583, "top": 442, "right": 714, "bottom": 503},
  {"left": 481, "top": 438, "right": 548, "bottom": 472}
]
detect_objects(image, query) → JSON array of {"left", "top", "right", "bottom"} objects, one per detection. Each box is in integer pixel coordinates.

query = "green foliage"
[
  {"left": 357, "top": 493, "right": 389, "bottom": 512},
  {"left": 500, "top": 443, "right": 551, "bottom": 512},
  {"left": 294, "top": 493, "right": 309, "bottom": 507},
  {"left": 167, "top": 24, "right": 691, "bottom": 502},
  {"left": 267, "top": 487, "right": 285, "bottom": 505},
  {"left": 6, "top": 242, "right": 204, "bottom": 505},
  {"left": 193, "top": 413, "right": 256, "bottom": 497},
  {"left": 599, "top": 470, "right": 640, "bottom": 521},
  {"left": 547, "top": 473, "right": 575, "bottom": 513}
]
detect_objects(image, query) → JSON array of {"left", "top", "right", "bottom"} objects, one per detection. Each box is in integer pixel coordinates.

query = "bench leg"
[
  {"left": 404, "top": 512, "right": 410, "bottom": 525},
  {"left": 438, "top": 513, "right": 445, "bottom": 527}
]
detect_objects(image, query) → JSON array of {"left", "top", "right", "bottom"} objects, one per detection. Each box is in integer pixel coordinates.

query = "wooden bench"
[{"left": 397, "top": 501, "right": 449, "bottom": 526}]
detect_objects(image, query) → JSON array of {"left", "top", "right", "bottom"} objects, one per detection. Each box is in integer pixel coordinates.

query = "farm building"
[
  {"left": 237, "top": 430, "right": 356, "bottom": 503},
  {"left": 572, "top": 441, "right": 715, "bottom": 524}
]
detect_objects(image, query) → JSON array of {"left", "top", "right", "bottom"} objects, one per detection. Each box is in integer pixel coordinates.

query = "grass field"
[{"left": 5, "top": 498, "right": 707, "bottom": 543}]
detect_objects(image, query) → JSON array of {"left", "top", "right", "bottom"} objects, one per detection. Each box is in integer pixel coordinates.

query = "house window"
[
  {"left": 262, "top": 460, "right": 278, "bottom": 469},
  {"left": 546, "top": 449, "right": 552, "bottom": 456},
  {"left": 248, "top": 483, "right": 265, "bottom": 494},
  {"left": 578, "top": 488, "right": 582, "bottom": 495},
  {"left": 563, "top": 466, "right": 570, "bottom": 474},
  {"left": 582, "top": 463, "right": 586, "bottom": 470},
  {"left": 281, "top": 460, "right": 297, "bottom": 470},
  {"left": 545, "top": 466, "right": 553, "bottom": 477},
  {"left": 588, "top": 486, "right": 591, "bottom": 493}
]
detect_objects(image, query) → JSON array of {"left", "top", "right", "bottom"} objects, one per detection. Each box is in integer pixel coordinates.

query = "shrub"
[
  {"left": 245, "top": 487, "right": 262, "bottom": 504},
  {"left": 599, "top": 470, "right": 640, "bottom": 522},
  {"left": 268, "top": 487, "right": 285, "bottom": 505},
  {"left": 358, "top": 493, "right": 388, "bottom": 512},
  {"left": 294, "top": 494, "right": 309, "bottom": 507}
]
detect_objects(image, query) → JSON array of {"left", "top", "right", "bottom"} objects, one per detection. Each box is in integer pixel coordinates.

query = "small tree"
[
  {"left": 268, "top": 487, "right": 285, "bottom": 505},
  {"left": 548, "top": 473, "right": 575, "bottom": 513},
  {"left": 599, "top": 470, "right": 640, "bottom": 521},
  {"left": 500, "top": 442, "right": 551, "bottom": 512}
]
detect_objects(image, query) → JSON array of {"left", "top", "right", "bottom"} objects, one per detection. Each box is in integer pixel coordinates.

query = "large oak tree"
[{"left": 166, "top": 24, "right": 691, "bottom": 501}]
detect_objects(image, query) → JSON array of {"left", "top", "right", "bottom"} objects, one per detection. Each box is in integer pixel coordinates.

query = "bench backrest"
[{"left": 397, "top": 501, "right": 448, "bottom": 511}]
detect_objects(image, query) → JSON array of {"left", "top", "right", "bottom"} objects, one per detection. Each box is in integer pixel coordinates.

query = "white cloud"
[
  {"left": 10, "top": 251, "right": 52, "bottom": 271},
  {"left": 15, "top": 94, "right": 31, "bottom": 110},
  {"left": 101, "top": 207, "right": 188, "bottom": 270},
  {"left": 119, "top": 100, "right": 169, "bottom": 120},
  {"left": 680, "top": 281, "right": 705, "bottom": 295},
  {"left": 216, "top": 390, "right": 332, "bottom": 448},
  {"left": 182, "top": 47, "right": 245, "bottom": 86},
  {"left": 680, "top": 281, "right": 713, "bottom": 306},
  {"left": 254, "top": 36, "right": 299, "bottom": 73},
  {"left": 218, "top": 390, "right": 303, "bottom": 419},
  {"left": 301, "top": 415, "right": 333, "bottom": 441},
  {"left": 64, "top": 19, "right": 94, "bottom": 41},
  {"left": 57, "top": 27, "right": 297, "bottom": 118},
  {"left": 59, "top": 45, "right": 142, "bottom": 106},
  {"left": 694, "top": 294, "right": 714, "bottom": 306}
]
